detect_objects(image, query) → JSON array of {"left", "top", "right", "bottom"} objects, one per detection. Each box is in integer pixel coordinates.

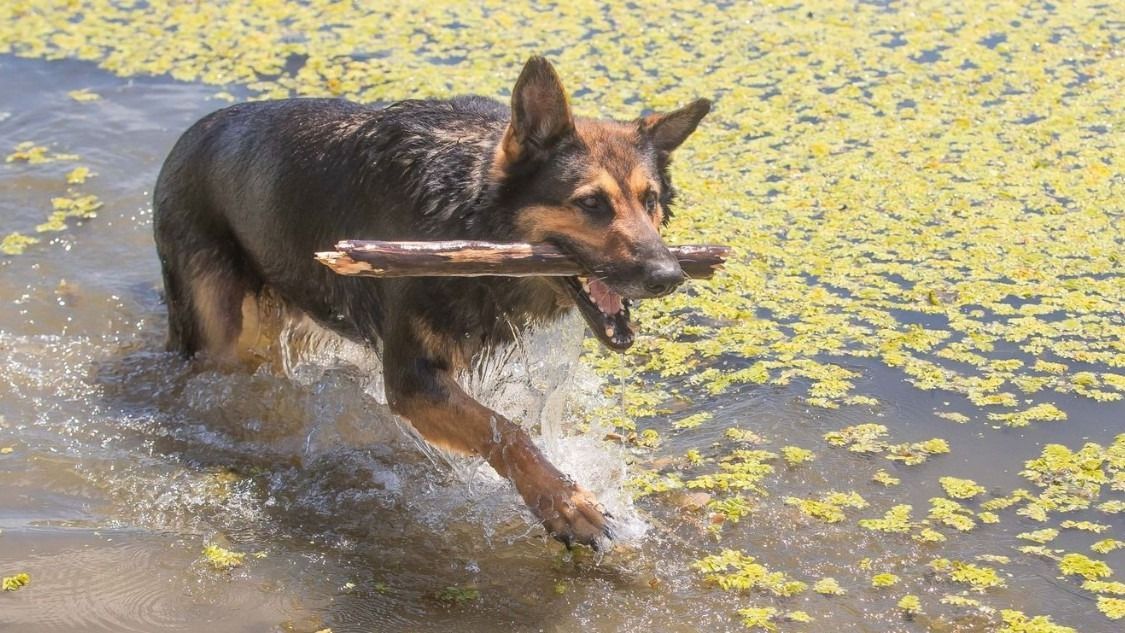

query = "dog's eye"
[
  {"left": 644, "top": 192, "right": 659, "bottom": 214},
  {"left": 575, "top": 195, "right": 609, "bottom": 215}
]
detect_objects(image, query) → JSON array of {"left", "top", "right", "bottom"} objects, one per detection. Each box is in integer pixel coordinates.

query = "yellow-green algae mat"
[{"left": 2, "top": 0, "right": 1122, "bottom": 630}]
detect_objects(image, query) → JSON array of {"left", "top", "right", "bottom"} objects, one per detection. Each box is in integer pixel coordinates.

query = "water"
[{"left": 0, "top": 55, "right": 1121, "bottom": 633}]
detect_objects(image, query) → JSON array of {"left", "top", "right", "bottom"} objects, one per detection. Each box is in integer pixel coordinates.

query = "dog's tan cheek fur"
[{"left": 514, "top": 205, "right": 607, "bottom": 250}]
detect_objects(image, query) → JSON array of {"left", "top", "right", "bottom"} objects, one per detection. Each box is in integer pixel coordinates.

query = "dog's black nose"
[{"left": 643, "top": 260, "right": 685, "bottom": 296}]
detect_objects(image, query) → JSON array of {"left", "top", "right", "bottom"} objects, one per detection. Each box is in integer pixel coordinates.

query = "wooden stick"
[{"left": 315, "top": 240, "right": 729, "bottom": 279}]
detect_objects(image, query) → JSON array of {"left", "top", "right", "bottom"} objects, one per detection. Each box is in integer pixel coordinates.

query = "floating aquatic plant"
[
  {"left": 1057, "top": 553, "right": 1112, "bottom": 581},
  {"left": 929, "top": 558, "right": 1006, "bottom": 592},
  {"left": 812, "top": 577, "right": 845, "bottom": 596},
  {"left": 1098, "top": 597, "right": 1125, "bottom": 621},
  {"left": 779, "top": 446, "right": 814, "bottom": 466},
  {"left": 858, "top": 504, "right": 914, "bottom": 534},
  {"left": 737, "top": 607, "right": 778, "bottom": 631},
  {"left": 1017, "top": 529, "right": 1058, "bottom": 544},
  {"left": 997, "top": 610, "right": 1076, "bottom": 633},
  {"left": 939, "top": 477, "right": 987, "bottom": 500},
  {"left": 65, "top": 166, "right": 91, "bottom": 184},
  {"left": 784, "top": 491, "right": 868, "bottom": 524},
  {"left": 2, "top": 572, "right": 29, "bottom": 591},
  {"left": 897, "top": 594, "right": 922, "bottom": 615},
  {"left": 66, "top": 88, "right": 100, "bottom": 101},
  {"left": 871, "top": 573, "right": 899, "bottom": 588},
  {"left": 694, "top": 550, "right": 806, "bottom": 597},
  {"left": 201, "top": 544, "right": 246, "bottom": 571},
  {"left": 1091, "top": 539, "right": 1123, "bottom": 554}
]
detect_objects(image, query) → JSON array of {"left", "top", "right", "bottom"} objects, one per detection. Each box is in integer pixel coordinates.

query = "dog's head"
[{"left": 494, "top": 56, "right": 710, "bottom": 352}]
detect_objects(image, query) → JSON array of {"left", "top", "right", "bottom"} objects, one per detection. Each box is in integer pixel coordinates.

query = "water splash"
[{"left": 273, "top": 309, "right": 648, "bottom": 543}]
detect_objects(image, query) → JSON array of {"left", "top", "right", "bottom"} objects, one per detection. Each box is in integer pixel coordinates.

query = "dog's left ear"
[
  {"left": 638, "top": 98, "right": 712, "bottom": 154},
  {"left": 502, "top": 56, "right": 575, "bottom": 164}
]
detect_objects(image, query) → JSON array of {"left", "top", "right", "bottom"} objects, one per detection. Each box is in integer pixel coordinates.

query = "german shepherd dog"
[{"left": 153, "top": 57, "right": 710, "bottom": 548}]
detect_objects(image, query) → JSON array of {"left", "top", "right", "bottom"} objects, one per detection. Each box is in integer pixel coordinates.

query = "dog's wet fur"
[{"left": 153, "top": 56, "right": 709, "bottom": 548}]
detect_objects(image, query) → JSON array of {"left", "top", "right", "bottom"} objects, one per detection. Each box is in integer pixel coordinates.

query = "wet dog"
[{"left": 153, "top": 56, "right": 709, "bottom": 547}]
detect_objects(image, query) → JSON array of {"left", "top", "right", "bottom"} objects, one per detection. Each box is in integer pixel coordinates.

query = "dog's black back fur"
[{"left": 155, "top": 96, "right": 565, "bottom": 365}]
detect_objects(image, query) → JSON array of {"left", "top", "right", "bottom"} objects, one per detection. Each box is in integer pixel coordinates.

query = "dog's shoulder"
[{"left": 379, "top": 96, "right": 507, "bottom": 137}]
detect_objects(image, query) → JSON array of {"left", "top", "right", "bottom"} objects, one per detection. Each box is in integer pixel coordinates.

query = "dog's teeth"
[{"left": 604, "top": 325, "right": 614, "bottom": 338}]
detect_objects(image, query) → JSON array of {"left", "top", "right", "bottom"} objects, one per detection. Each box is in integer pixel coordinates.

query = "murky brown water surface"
[{"left": 0, "top": 56, "right": 1121, "bottom": 633}]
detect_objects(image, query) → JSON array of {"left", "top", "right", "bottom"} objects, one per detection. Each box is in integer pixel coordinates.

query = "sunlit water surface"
[{"left": 0, "top": 56, "right": 1121, "bottom": 633}]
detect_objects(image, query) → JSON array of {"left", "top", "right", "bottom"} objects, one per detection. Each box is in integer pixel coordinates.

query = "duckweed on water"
[
  {"left": 1, "top": 233, "right": 39, "bottom": 256},
  {"left": 3, "top": 142, "right": 100, "bottom": 254},
  {"left": 4, "top": 141, "right": 78, "bottom": 164},
  {"left": 897, "top": 594, "right": 922, "bottom": 616},
  {"left": 2, "top": 572, "right": 30, "bottom": 591},
  {"left": 65, "top": 166, "right": 91, "bottom": 184},
  {"left": 201, "top": 544, "right": 246, "bottom": 571},
  {"left": 928, "top": 558, "right": 1006, "bottom": 592},
  {"left": 824, "top": 423, "right": 950, "bottom": 465},
  {"left": 997, "top": 610, "right": 1076, "bottom": 633},
  {"left": 1059, "top": 520, "right": 1109, "bottom": 533},
  {"left": 737, "top": 607, "right": 779, "bottom": 632},
  {"left": 36, "top": 194, "right": 102, "bottom": 233},
  {"left": 1098, "top": 596, "right": 1125, "bottom": 620},
  {"left": 66, "top": 88, "right": 100, "bottom": 102},
  {"left": 1, "top": 0, "right": 1122, "bottom": 629},
  {"left": 779, "top": 446, "right": 814, "bottom": 467},
  {"left": 870, "top": 573, "right": 899, "bottom": 588},
  {"left": 1091, "top": 539, "right": 1123, "bottom": 554},
  {"left": 1057, "top": 553, "right": 1112, "bottom": 581},
  {"left": 784, "top": 491, "right": 868, "bottom": 524},
  {"left": 871, "top": 469, "right": 900, "bottom": 487},
  {"left": 858, "top": 504, "right": 914, "bottom": 534},
  {"left": 927, "top": 498, "right": 978, "bottom": 532},
  {"left": 811, "top": 577, "right": 845, "bottom": 596},
  {"left": 694, "top": 550, "right": 807, "bottom": 597},
  {"left": 1084, "top": 580, "right": 1125, "bottom": 595},
  {"left": 939, "top": 477, "right": 987, "bottom": 500}
]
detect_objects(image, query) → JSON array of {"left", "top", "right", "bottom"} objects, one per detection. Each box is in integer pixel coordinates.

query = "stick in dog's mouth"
[{"left": 567, "top": 276, "right": 634, "bottom": 351}]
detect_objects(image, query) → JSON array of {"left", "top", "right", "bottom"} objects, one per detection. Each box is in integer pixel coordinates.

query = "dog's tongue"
[{"left": 588, "top": 279, "right": 623, "bottom": 315}]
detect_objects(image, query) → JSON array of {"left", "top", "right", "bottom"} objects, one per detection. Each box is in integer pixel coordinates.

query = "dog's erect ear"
[
  {"left": 639, "top": 98, "right": 712, "bottom": 154},
  {"left": 502, "top": 56, "right": 575, "bottom": 163}
]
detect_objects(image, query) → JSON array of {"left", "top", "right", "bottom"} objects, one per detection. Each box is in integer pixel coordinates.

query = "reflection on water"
[{"left": 0, "top": 55, "right": 1121, "bottom": 633}]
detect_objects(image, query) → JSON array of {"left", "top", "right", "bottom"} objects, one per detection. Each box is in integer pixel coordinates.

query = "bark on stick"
[{"left": 315, "top": 240, "right": 729, "bottom": 279}]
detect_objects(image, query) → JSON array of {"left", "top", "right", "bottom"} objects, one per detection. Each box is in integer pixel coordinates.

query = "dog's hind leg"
[{"left": 157, "top": 234, "right": 257, "bottom": 363}]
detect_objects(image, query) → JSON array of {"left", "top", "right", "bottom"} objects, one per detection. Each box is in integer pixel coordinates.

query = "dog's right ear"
[{"left": 501, "top": 56, "right": 575, "bottom": 165}]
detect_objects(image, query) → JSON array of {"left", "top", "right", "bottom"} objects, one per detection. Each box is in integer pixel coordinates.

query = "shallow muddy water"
[{"left": 0, "top": 24, "right": 1123, "bottom": 633}]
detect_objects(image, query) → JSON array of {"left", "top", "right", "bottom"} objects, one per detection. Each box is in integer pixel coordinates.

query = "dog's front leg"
[{"left": 383, "top": 332, "right": 611, "bottom": 548}]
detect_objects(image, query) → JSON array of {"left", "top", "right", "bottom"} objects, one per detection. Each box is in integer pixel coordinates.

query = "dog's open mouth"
[{"left": 566, "top": 276, "right": 634, "bottom": 351}]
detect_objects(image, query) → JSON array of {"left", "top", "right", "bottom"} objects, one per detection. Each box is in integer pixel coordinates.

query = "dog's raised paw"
[{"left": 533, "top": 482, "right": 614, "bottom": 551}]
